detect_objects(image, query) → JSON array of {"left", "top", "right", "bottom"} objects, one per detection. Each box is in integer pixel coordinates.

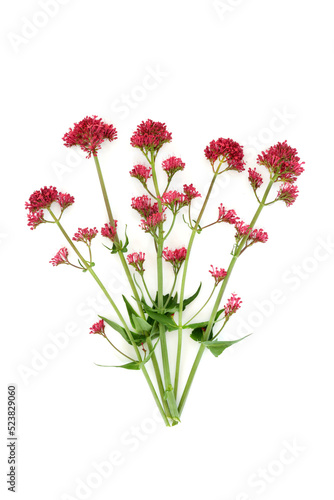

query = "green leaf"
[
  {"left": 186, "top": 321, "right": 208, "bottom": 329},
  {"left": 132, "top": 315, "right": 152, "bottom": 333},
  {"left": 121, "top": 225, "right": 129, "bottom": 253},
  {"left": 110, "top": 243, "right": 118, "bottom": 254},
  {"left": 94, "top": 339, "right": 160, "bottom": 370},
  {"left": 131, "top": 332, "right": 148, "bottom": 344},
  {"left": 215, "top": 308, "right": 225, "bottom": 321},
  {"left": 185, "top": 308, "right": 224, "bottom": 331},
  {"left": 122, "top": 295, "right": 139, "bottom": 329},
  {"left": 99, "top": 315, "right": 131, "bottom": 344},
  {"left": 203, "top": 335, "right": 251, "bottom": 357},
  {"left": 182, "top": 283, "right": 202, "bottom": 309},
  {"left": 143, "top": 308, "right": 178, "bottom": 331},
  {"left": 94, "top": 361, "right": 140, "bottom": 370},
  {"left": 190, "top": 327, "right": 205, "bottom": 342}
]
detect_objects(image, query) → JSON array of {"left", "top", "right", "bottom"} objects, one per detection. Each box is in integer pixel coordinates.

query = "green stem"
[
  {"left": 48, "top": 209, "right": 170, "bottom": 426},
  {"left": 211, "top": 318, "right": 228, "bottom": 340},
  {"left": 141, "top": 274, "right": 155, "bottom": 305},
  {"left": 163, "top": 212, "right": 177, "bottom": 241},
  {"left": 150, "top": 150, "right": 180, "bottom": 422},
  {"left": 178, "top": 178, "right": 275, "bottom": 415},
  {"left": 164, "top": 273, "right": 178, "bottom": 309},
  {"left": 93, "top": 155, "right": 169, "bottom": 422},
  {"left": 146, "top": 336, "right": 171, "bottom": 419},
  {"left": 103, "top": 335, "right": 137, "bottom": 362},
  {"left": 174, "top": 171, "right": 219, "bottom": 398},
  {"left": 183, "top": 286, "right": 216, "bottom": 327},
  {"left": 93, "top": 155, "right": 146, "bottom": 319}
]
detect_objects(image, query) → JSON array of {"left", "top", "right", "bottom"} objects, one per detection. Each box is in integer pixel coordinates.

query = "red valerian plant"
[{"left": 26, "top": 116, "right": 304, "bottom": 426}]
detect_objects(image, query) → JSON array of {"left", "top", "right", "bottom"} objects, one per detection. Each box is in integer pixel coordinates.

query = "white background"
[{"left": 1, "top": 0, "right": 334, "bottom": 499}]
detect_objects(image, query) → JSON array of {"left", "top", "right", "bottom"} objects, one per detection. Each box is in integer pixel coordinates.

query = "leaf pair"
[{"left": 95, "top": 339, "right": 160, "bottom": 370}]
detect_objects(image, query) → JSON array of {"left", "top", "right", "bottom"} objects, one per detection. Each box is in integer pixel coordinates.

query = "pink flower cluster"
[
  {"left": 63, "top": 116, "right": 117, "bottom": 159},
  {"left": 217, "top": 204, "right": 239, "bottom": 225},
  {"left": 26, "top": 186, "right": 70, "bottom": 212},
  {"left": 234, "top": 220, "right": 252, "bottom": 237},
  {"left": 248, "top": 228, "right": 268, "bottom": 244},
  {"left": 235, "top": 221, "right": 268, "bottom": 245},
  {"left": 160, "top": 186, "right": 201, "bottom": 212},
  {"left": 224, "top": 294, "right": 242, "bottom": 319},
  {"left": 89, "top": 319, "right": 105, "bottom": 336},
  {"left": 276, "top": 183, "right": 299, "bottom": 207},
  {"left": 160, "top": 191, "right": 188, "bottom": 212},
  {"left": 209, "top": 266, "right": 227, "bottom": 286},
  {"left": 163, "top": 247, "right": 187, "bottom": 273},
  {"left": 131, "top": 195, "right": 159, "bottom": 218},
  {"left": 204, "top": 138, "right": 245, "bottom": 172},
  {"left": 248, "top": 168, "right": 263, "bottom": 190},
  {"left": 257, "top": 141, "right": 304, "bottom": 183},
  {"left": 101, "top": 221, "right": 118, "bottom": 241},
  {"left": 183, "top": 184, "right": 201, "bottom": 201},
  {"left": 130, "top": 164, "right": 152, "bottom": 184},
  {"left": 27, "top": 210, "right": 46, "bottom": 230},
  {"left": 140, "top": 212, "right": 166, "bottom": 233},
  {"left": 50, "top": 247, "right": 69, "bottom": 267},
  {"left": 73, "top": 227, "right": 98, "bottom": 244},
  {"left": 127, "top": 252, "right": 146, "bottom": 274},
  {"left": 162, "top": 157, "right": 185, "bottom": 180},
  {"left": 25, "top": 186, "right": 74, "bottom": 230},
  {"left": 130, "top": 119, "right": 172, "bottom": 153}
]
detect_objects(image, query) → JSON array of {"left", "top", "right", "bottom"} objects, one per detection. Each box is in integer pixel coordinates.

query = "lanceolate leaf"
[
  {"left": 99, "top": 315, "right": 130, "bottom": 343},
  {"left": 122, "top": 295, "right": 139, "bottom": 329},
  {"left": 203, "top": 335, "right": 251, "bottom": 357},
  {"left": 132, "top": 315, "right": 152, "bottom": 333},
  {"left": 144, "top": 309, "right": 178, "bottom": 331},
  {"left": 94, "top": 361, "right": 140, "bottom": 370},
  {"left": 186, "top": 321, "right": 208, "bottom": 329},
  {"left": 182, "top": 283, "right": 202, "bottom": 309},
  {"left": 99, "top": 315, "right": 146, "bottom": 346}
]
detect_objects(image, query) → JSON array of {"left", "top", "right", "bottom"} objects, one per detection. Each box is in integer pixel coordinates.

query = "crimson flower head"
[
  {"left": 25, "top": 186, "right": 59, "bottom": 213},
  {"left": 276, "top": 183, "right": 299, "bottom": 207},
  {"left": 131, "top": 195, "right": 159, "bottom": 218},
  {"left": 162, "top": 157, "right": 185, "bottom": 180},
  {"left": 27, "top": 210, "right": 46, "bottom": 230},
  {"left": 63, "top": 116, "right": 117, "bottom": 159},
  {"left": 224, "top": 294, "right": 242, "bottom": 319},
  {"left": 209, "top": 266, "right": 227, "bottom": 286},
  {"left": 218, "top": 204, "right": 239, "bottom": 225},
  {"left": 249, "top": 228, "right": 268, "bottom": 244},
  {"left": 257, "top": 141, "right": 304, "bottom": 183},
  {"left": 160, "top": 191, "right": 188, "bottom": 213},
  {"left": 58, "top": 192, "right": 75, "bottom": 211},
  {"left": 163, "top": 247, "right": 187, "bottom": 274},
  {"left": 89, "top": 319, "right": 105, "bottom": 336},
  {"left": 130, "top": 119, "right": 172, "bottom": 153},
  {"left": 183, "top": 184, "right": 201, "bottom": 202},
  {"left": 204, "top": 138, "right": 245, "bottom": 172},
  {"left": 73, "top": 227, "right": 98, "bottom": 244},
  {"left": 248, "top": 168, "right": 263, "bottom": 190},
  {"left": 140, "top": 212, "right": 166, "bottom": 233},
  {"left": 130, "top": 164, "right": 152, "bottom": 185},
  {"left": 101, "top": 222, "right": 118, "bottom": 241},
  {"left": 25, "top": 187, "right": 74, "bottom": 219},
  {"left": 127, "top": 252, "right": 145, "bottom": 274},
  {"left": 50, "top": 247, "right": 69, "bottom": 267},
  {"left": 235, "top": 220, "right": 252, "bottom": 238}
]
